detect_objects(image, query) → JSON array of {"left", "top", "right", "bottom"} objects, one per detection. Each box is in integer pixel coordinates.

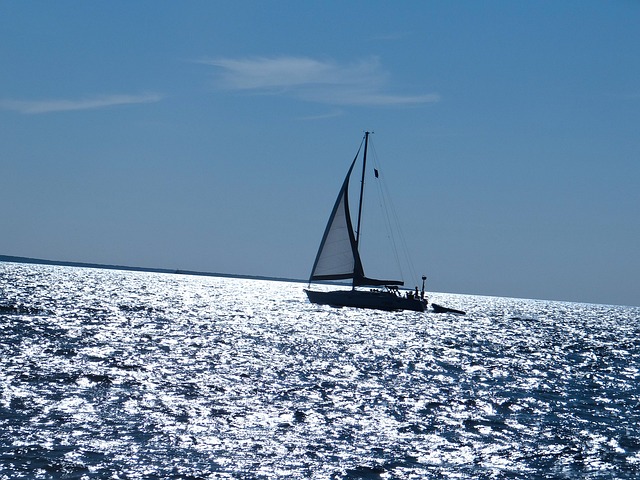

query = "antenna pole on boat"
[
  {"left": 421, "top": 275, "right": 427, "bottom": 300},
  {"left": 355, "top": 131, "right": 370, "bottom": 247}
]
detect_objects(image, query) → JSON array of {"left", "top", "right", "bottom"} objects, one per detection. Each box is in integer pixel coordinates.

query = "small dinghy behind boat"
[{"left": 431, "top": 303, "right": 466, "bottom": 315}]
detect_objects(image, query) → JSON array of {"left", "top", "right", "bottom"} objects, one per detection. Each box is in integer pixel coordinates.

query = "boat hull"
[
  {"left": 305, "top": 288, "right": 426, "bottom": 312},
  {"left": 431, "top": 303, "right": 465, "bottom": 315}
]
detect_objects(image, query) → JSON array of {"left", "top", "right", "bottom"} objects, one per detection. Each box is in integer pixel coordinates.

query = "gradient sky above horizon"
[{"left": 1, "top": 1, "right": 639, "bottom": 307}]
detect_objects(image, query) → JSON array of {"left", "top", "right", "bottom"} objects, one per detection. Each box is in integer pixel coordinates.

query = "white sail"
[
  {"left": 309, "top": 157, "right": 359, "bottom": 282},
  {"left": 308, "top": 143, "right": 403, "bottom": 288}
]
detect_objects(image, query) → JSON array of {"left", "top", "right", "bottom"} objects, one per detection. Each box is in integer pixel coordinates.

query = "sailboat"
[{"left": 304, "top": 132, "right": 427, "bottom": 312}]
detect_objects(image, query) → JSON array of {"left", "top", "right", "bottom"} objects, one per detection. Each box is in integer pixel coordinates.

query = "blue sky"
[{"left": 1, "top": 1, "right": 639, "bottom": 306}]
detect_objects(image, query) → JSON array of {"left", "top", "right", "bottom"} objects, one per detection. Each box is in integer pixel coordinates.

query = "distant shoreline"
[
  {"left": 2, "top": 255, "right": 635, "bottom": 308},
  {"left": 0, "top": 255, "right": 305, "bottom": 285}
]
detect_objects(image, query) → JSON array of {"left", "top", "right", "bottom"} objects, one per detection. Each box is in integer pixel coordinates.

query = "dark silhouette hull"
[
  {"left": 431, "top": 303, "right": 465, "bottom": 315},
  {"left": 305, "top": 289, "right": 426, "bottom": 312}
]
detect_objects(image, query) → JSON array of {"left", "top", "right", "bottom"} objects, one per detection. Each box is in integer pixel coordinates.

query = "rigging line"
[
  {"left": 389, "top": 179, "right": 419, "bottom": 286},
  {"left": 368, "top": 140, "right": 402, "bottom": 279},
  {"left": 371, "top": 152, "right": 404, "bottom": 280},
  {"left": 369, "top": 140, "right": 419, "bottom": 286},
  {"left": 379, "top": 178, "right": 404, "bottom": 280},
  {"left": 369, "top": 142, "right": 412, "bottom": 284}
]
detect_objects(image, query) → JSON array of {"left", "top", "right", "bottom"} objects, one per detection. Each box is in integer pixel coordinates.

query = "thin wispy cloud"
[
  {"left": 298, "top": 109, "right": 346, "bottom": 121},
  {"left": 0, "top": 93, "right": 163, "bottom": 114},
  {"left": 200, "top": 56, "right": 439, "bottom": 107}
]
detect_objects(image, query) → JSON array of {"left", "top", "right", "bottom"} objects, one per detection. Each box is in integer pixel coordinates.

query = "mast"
[
  {"left": 309, "top": 131, "right": 404, "bottom": 290},
  {"left": 355, "top": 131, "right": 369, "bottom": 247}
]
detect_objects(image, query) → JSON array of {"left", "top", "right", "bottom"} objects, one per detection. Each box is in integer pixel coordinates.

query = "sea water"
[{"left": 1, "top": 262, "right": 639, "bottom": 479}]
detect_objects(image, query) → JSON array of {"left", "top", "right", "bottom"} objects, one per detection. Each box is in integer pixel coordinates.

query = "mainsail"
[{"left": 309, "top": 144, "right": 403, "bottom": 288}]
